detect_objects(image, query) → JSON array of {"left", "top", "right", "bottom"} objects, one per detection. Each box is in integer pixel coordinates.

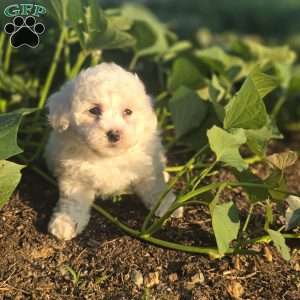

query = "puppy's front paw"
[
  {"left": 48, "top": 213, "right": 77, "bottom": 240},
  {"left": 154, "top": 192, "right": 184, "bottom": 218}
]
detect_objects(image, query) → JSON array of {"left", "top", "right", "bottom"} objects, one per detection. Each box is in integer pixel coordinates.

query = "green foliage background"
[{"left": 0, "top": 0, "right": 299, "bottom": 258}]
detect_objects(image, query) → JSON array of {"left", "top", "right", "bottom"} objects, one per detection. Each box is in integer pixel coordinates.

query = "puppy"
[{"left": 45, "top": 63, "right": 183, "bottom": 240}]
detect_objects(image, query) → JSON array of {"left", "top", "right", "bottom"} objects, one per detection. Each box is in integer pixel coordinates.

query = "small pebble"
[
  {"left": 184, "top": 271, "right": 205, "bottom": 290},
  {"left": 168, "top": 273, "right": 178, "bottom": 282},
  {"left": 130, "top": 270, "right": 143, "bottom": 287},
  {"left": 190, "top": 272, "right": 204, "bottom": 284}
]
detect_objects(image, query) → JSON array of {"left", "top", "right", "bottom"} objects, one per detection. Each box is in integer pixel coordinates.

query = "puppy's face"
[{"left": 47, "top": 63, "right": 157, "bottom": 156}]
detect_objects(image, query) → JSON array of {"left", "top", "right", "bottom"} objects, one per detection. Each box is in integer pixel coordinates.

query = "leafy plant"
[
  {"left": 0, "top": 0, "right": 299, "bottom": 261},
  {"left": 0, "top": 109, "right": 35, "bottom": 208}
]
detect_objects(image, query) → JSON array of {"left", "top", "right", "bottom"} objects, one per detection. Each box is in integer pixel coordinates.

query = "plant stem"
[
  {"left": 242, "top": 204, "right": 254, "bottom": 232},
  {"left": 271, "top": 92, "right": 287, "bottom": 119},
  {"left": 38, "top": 27, "right": 67, "bottom": 109},
  {"left": 31, "top": 165, "right": 57, "bottom": 186},
  {"left": 247, "top": 233, "right": 300, "bottom": 245},
  {"left": 145, "top": 200, "right": 207, "bottom": 236},
  {"left": 29, "top": 127, "right": 51, "bottom": 162},
  {"left": 129, "top": 54, "right": 139, "bottom": 71},
  {"left": 92, "top": 203, "right": 223, "bottom": 258},
  {"left": 64, "top": 44, "right": 71, "bottom": 77},
  {"left": 191, "top": 160, "right": 217, "bottom": 191},
  {"left": 0, "top": 33, "right": 5, "bottom": 65},
  {"left": 155, "top": 91, "right": 169, "bottom": 102},
  {"left": 69, "top": 51, "right": 88, "bottom": 79},
  {"left": 22, "top": 158, "right": 57, "bottom": 186},
  {"left": 4, "top": 41, "right": 12, "bottom": 73},
  {"left": 141, "top": 144, "right": 209, "bottom": 232}
]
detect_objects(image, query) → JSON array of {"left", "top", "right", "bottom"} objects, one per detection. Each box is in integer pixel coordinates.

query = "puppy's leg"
[
  {"left": 49, "top": 180, "right": 95, "bottom": 240},
  {"left": 134, "top": 171, "right": 183, "bottom": 218}
]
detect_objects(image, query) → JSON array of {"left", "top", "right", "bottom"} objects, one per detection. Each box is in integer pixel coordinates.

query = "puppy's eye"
[
  {"left": 89, "top": 106, "right": 102, "bottom": 116},
  {"left": 123, "top": 108, "right": 132, "bottom": 116}
]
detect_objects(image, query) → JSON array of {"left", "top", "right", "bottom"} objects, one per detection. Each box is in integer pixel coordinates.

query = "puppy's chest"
[{"left": 83, "top": 155, "right": 151, "bottom": 195}]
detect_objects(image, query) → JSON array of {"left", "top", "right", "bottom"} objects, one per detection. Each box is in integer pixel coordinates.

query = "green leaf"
[
  {"left": 264, "top": 201, "right": 274, "bottom": 231},
  {"left": 250, "top": 69, "right": 278, "bottom": 98},
  {"left": 66, "top": 0, "right": 86, "bottom": 46},
  {"left": 224, "top": 70, "right": 275, "bottom": 130},
  {"left": 179, "top": 107, "right": 218, "bottom": 150},
  {"left": 107, "top": 15, "right": 133, "bottom": 31},
  {"left": 245, "top": 120, "right": 282, "bottom": 156},
  {"left": 274, "top": 63, "right": 292, "bottom": 89},
  {"left": 233, "top": 170, "right": 269, "bottom": 203},
  {"left": 207, "top": 126, "right": 248, "bottom": 171},
  {"left": 212, "top": 201, "right": 240, "bottom": 255},
  {"left": 122, "top": 4, "right": 169, "bottom": 58},
  {"left": 162, "top": 41, "right": 192, "bottom": 62},
  {"left": 194, "top": 47, "right": 243, "bottom": 73},
  {"left": 86, "top": 28, "right": 135, "bottom": 50},
  {"left": 267, "top": 229, "right": 291, "bottom": 261},
  {"left": 208, "top": 75, "right": 226, "bottom": 121},
  {"left": 0, "top": 160, "right": 24, "bottom": 209},
  {"left": 167, "top": 57, "right": 203, "bottom": 91},
  {"left": 64, "top": 0, "right": 135, "bottom": 50},
  {"left": 265, "top": 169, "right": 288, "bottom": 202},
  {"left": 169, "top": 87, "right": 208, "bottom": 139},
  {"left": 243, "top": 39, "right": 296, "bottom": 65},
  {"left": 67, "top": 0, "right": 85, "bottom": 27},
  {"left": 289, "top": 65, "right": 300, "bottom": 95},
  {"left": 43, "top": 0, "right": 66, "bottom": 27},
  {"left": 0, "top": 109, "right": 36, "bottom": 160},
  {"left": 88, "top": 0, "right": 107, "bottom": 32}
]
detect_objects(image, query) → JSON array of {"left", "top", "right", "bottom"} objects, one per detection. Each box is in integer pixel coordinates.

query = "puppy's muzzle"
[{"left": 106, "top": 130, "right": 121, "bottom": 143}]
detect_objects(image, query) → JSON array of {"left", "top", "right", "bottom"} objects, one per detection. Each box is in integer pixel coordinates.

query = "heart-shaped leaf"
[
  {"left": 168, "top": 57, "right": 204, "bottom": 91},
  {"left": 265, "top": 169, "right": 288, "bottom": 202},
  {"left": 267, "top": 229, "right": 291, "bottom": 261},
  {"left": 0, "top": 160, "right": 24, "bottom": 209},
  {"left": 224, "top": 69, "right": 277, "bottom": 130},
  {"left": 245, "top": 119, "right": 283, "bottom": 156},
  {"left": 242, "top": 39, "right": 296, "bottom": 65},
  {"left": 169, "top": 86, "right": 208, "bottom": 139},
  {"left": 207, "top": 126, "right": 248, "bottom": 171},
  {"left": 212, "top": 201, "right": 240, "bottom": 255},
  {"left": 122, "top": 4, "right": 169, "bottom": 58},
  {"left": 194, "top": 47, "right": 243, "bottom": 73},
  {"left": 0, "top": 109, "right": 36, "bottom": 160}
]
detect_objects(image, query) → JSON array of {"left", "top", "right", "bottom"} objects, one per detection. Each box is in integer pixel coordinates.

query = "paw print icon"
[{"left": 4, "top": 16, "right": 45, "bottom": 48}]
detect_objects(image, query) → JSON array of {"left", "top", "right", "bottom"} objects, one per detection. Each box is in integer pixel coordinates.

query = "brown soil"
[{"left": 0, "top": 144, "right": 300, "bottom": 300}]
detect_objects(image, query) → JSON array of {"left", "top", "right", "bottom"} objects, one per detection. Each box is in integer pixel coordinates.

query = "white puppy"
[{"left": 45, "top": 63, "right": 183, "bottom": 240}]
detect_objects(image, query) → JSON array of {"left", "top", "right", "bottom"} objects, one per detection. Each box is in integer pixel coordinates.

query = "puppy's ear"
[{"left": 46, "top": 81, "right": 73, "bottom": 131}]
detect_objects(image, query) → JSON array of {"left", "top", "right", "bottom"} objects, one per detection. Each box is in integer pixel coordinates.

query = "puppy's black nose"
[{"left": 106, "top": 130, "right": 120, "bottom": 143}]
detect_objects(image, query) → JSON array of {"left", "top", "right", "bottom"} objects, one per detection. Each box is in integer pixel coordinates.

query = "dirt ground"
[{"left": 0, "top": 141, "right": 300, "bottom": 300}]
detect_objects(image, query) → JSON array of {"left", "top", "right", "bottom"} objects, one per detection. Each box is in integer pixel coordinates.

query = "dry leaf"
[
  {"left": 144, "top": 271, "right": 160, "bottom": 288},
  {"left": 227, "top": 280, "right": 244, "bottom": 299},
  {"left": 264, "top": 246, "right": 273, "bottom": 262},
  {"left": 267, "top": 151, "right": 298, "bottom": 170}
]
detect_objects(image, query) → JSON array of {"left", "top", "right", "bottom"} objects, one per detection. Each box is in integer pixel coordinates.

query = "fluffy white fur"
[{"left": 45, "top": 63, "right": 182, "bottom": 240}]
